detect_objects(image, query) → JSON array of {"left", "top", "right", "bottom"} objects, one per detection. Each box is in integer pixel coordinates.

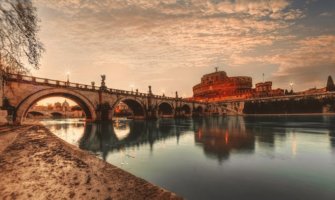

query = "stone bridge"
[{"left": 0, "top": 73, "right": 208, "bottom": 124}]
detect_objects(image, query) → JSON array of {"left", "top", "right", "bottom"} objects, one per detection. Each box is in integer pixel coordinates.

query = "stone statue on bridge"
[{"left": 100, "top": 75, "right": 107, "bottom": 90}]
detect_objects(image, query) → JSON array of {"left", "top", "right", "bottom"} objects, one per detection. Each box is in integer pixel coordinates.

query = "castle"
[{"left": 192, "top": 68, "right": 284, "bottom": 102}]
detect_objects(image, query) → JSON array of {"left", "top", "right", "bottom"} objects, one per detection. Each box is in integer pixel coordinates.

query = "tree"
[
  {"left": 326, "top": 75, "right": 335, "bottom": 91},
  {"left": 0, "top": 0, "right": 44, "bottom": 74}
]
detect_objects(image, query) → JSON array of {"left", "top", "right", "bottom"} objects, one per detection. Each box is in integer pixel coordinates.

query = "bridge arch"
[
  {"left": 50, "top": 112, "right": 63, "bottom": 118},
  {"left": 158, "top": 101, "right": 174, "bottom": 117},
  {"left": 194, "top": 105, "right": 205, "bottom": 116},
  {"left": 14, "top": 88, "right": 96, "bottom": 124},
  {"left": 112, "top": 97, "right": 146, "bottom": 118},
  {"left": 180, "top": 104, "right": 192, "bottom": 115}
]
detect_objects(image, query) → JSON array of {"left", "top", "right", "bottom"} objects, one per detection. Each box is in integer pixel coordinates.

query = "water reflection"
[
  {"left": 44, "top": 115, "right": 335, "bottom": 162},
  {"left": 323, "top": 116, "right": 335, "bottom": 150},
  {"left": 43, "top": 119, "right": 85, "bottom": 145},
  {"left": 329, "top": 129, "right": 335, "bottom": 150},
  {"left": 78, "top": 117, "right": 257, "bottom": 162},
  {"left": 43, "top": 116, "right": 335, "bottom": 200},
  {"left": 194, "top": 117, "right": 255, "bottom": 162},
  {"left": 76, "top": 119, "right": 194, "bottom": 160}
]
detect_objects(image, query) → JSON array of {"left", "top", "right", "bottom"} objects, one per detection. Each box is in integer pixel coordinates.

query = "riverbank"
[
  {"left": 0, "top": 125, "right": 182, "bottom": 200},
  {"left": 238, "top": 113, "right": 335, "bottom": 116}
]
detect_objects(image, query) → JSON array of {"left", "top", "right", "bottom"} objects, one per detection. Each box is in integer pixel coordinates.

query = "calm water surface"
[{"left": 42, "top": 116, "right": 335, "bottom": 200}]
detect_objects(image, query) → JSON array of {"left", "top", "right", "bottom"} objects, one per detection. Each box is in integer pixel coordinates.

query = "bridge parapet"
[
  {"left": 6, "top": 73, "right": 99, "bottom": 90},
  {"left": 2, "top": 72, "right": 210, "bottom": 124},
  {"left": 5, "top": 73, "right": 209, "bottom": 104}
]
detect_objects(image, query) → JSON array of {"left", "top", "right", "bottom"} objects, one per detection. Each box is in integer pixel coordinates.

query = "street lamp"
[
  {"left": 161, "top": 89, "right": 165, "bottom": 96},
  {"left": 290, "top": 82, "right": 294, "bottom": 94},
  {"left": 66, "top": 71, "right": 70, "bottom": 83},
  {"left": 129, "top": 84, "right": 134, "bottom": 92}
]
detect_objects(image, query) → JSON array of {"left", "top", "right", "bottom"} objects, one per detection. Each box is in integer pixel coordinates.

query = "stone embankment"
[{"left": 0, "top": 125, "right": 182, "bottom": 200}]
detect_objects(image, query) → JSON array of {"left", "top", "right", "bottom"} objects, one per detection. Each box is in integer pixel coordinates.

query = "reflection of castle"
[{"left": 194, "top": 117, "right": 255, "bottom": 162}]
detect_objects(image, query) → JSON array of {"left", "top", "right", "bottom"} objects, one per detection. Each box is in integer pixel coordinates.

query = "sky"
[
  {"left": 37, "top": 97, "right": 77, "bottom": 106},
  {"left": 31, "top": 0, "right": 335, "bottom": 99}
]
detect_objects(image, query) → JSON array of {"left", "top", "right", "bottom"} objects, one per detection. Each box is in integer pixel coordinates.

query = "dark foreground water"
[{"left": 42, "top": 116, "right": 335, "bottom": 200}]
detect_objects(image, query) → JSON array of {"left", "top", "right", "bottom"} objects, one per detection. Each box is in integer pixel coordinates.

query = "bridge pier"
[{"left": 95, "top": 103, "right": 113, "bottom": 122}]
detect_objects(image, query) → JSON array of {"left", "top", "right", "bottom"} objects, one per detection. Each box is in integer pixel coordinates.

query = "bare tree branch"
[{"left": 0, "top": 0, "right": 44, "bottom": 74}]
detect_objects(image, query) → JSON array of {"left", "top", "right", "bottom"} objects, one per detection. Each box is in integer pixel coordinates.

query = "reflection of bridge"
[
  {"left": 1, "top": 73, "right": 208, "bottom": 124},
  {"left": 46, "top": 116, "right": 335, "bottom": 162},
  {"left": 78, "top": 119, "right": 194, "bottom": 160},
  {"left": 78, "top": 117, "right": 257, "bottom": 162}
]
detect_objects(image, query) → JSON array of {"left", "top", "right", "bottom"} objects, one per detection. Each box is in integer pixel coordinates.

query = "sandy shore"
[{"left": 0, "top": 125, "right": 182, "bottom": 200}]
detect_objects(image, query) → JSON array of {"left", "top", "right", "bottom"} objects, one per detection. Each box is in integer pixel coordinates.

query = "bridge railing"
[
  {"left": 5, "top": 73, "right": 208, "bottom": 103},
  {"left": 4, "top": 73, "right": 209, "bottom": 104},
  {"left": 5, "top": 73, "right": 100, "bottom": 90}
]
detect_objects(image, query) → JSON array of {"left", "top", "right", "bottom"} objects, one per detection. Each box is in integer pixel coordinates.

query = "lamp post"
[
  {"left": 290, "top": 82, "right": 294, "bottom": 94},
  {"left": 129, "top": 84, "right": 134, "bottom": 92},
  {"left": 66, "top": 71, "right": 70, "bottom": 83}
]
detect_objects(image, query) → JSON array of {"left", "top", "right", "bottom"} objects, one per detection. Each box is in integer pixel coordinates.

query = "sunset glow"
[{"left": 33, "top": 0, "right": 335, "bottom": 96}]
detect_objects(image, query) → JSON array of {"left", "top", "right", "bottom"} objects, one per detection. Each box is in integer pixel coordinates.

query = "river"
[{"left": 41, "top": 116, "right": 335, "bottom": 200}]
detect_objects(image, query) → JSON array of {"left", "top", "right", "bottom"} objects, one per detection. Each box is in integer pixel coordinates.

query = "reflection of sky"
[
  {"left": 41, "top": 119, "right": 85, "bottom": 146},
  {"left": 47, "top": 116, "right": 335, "bottom": 200},
  {"left": 36, "top": 97, "right": 77, "bottom": 106},
  {"left": 114, "top": 122, "right": 130, "bottom": 140}
]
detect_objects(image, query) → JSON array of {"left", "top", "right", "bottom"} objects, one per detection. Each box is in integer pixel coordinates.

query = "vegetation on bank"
[{"left": 243, "top": 97, "right": 335, "bottom": 114}]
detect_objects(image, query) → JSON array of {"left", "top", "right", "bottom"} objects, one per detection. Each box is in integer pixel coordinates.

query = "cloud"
[
  {"left": 33, "top": 0, "right": 333, "bottom": 94},
  {"left": 320, "top": 12, "right": 333, "bottom": 17},
  {"left": 265, "top": 35, "right": 335, "bottom": 89}
]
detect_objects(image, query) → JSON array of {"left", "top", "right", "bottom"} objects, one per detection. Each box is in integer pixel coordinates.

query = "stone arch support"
[
  {"left": 14, "top": 88, "right": 97, "bottom": 124},
  {"left": 111, "top": 97, "right": 146, "bottom": 119},
  {"left": 179, "top": 104, "right": 192, "bottom": 117},
  {"left": 157, "top": 101, "right": 175, "bottom": 118}
]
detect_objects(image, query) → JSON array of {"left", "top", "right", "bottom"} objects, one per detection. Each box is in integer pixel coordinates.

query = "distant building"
[
  {"left": 62, "top": 99, "right": 70, "bottom": 112},
  {"left": 54, "top": 102, "right": 62, "bottom": 111},
  {"left": 255, "top": 81, "right": 272, "bottom": 96},
  {"left": 297, "top": 87, "right": 326, "bottom": 95},
  {"left": 254, "top": 81, "right": 284, "bottom": 97},
  {"left": 270, "top": 88, "right": 285, "bottom": 96},
  {"left": 31, "top": 104, "right": 48, "bottom": 111},
  {"left": 29, "top": 99, "right": 84, "bottom": 118}
]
